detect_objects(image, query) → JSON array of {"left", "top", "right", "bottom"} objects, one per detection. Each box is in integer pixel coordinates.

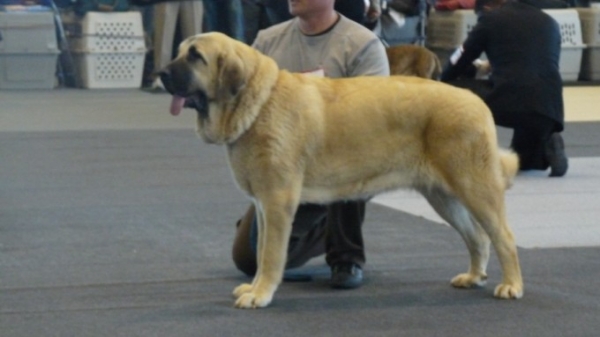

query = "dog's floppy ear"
[{"left": 217, "top": 52, "right": 246, "bottom": 100}]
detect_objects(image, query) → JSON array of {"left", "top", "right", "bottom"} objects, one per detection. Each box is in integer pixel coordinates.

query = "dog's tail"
[{"left": 499, "top": 148, "right": 519, "bottom": 189}]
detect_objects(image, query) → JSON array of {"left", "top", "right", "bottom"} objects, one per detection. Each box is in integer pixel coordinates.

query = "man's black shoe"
[
  {"left": 545, "top": 133, "right": 568, "bottom": 177},
  {"left": 330, "top": 262, "right": 363, "bottom": 289}
]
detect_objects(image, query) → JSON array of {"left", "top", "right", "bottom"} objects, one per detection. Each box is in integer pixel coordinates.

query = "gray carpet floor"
[{"left": 1, "top": 89, "right": 600, "bottom": 336}]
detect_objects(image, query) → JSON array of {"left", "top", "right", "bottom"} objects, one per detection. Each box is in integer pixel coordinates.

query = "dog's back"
[
  {"left": 386, "top": 45, "right": 442, "bottom": 80},
  {"left": 271, "top": 74, "right": 516, "bottom": 202}
]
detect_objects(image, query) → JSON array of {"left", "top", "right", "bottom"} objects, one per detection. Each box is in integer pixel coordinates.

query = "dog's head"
[{"left": 158, "top": 32, "right": 252, "bottom": 143}]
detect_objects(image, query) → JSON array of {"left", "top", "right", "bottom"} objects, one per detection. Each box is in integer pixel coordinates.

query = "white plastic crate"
[
  {"left": 63, "top": 12, "right": 147, "bottom": 88},
  {"left": 544, "top": 9, "right": 585, "bottom": 81},
  {"left": 0, "top": 52, "right": 59, "bottom": 89},
  {"left": 0, "top": 12, "right": 59, "bottom": 89},
  {"left": 426, "top": 10, "right": 478, "bottom": 49},
  {"left": 67, "top": 12, "right": 145, "bottom": 53},
  {"left": 544, "top": 9, "right": 585, "bottom": 47},
  {"left": 72, "top": 51, "right": 145, "bottom": 88},
  {"left": 425, "top": 10, "right": 478, "bottom": 69},
  {"left": 558, "top": 46, "right": 584, "bottom": 81}
]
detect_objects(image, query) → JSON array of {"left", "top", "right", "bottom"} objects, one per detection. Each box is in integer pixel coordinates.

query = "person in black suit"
[{"left": 441, "top": 0, "right": 568, "bottom": 177}]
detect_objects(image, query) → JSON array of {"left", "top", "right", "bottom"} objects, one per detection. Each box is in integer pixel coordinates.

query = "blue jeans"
[
  {"left": 249, "top": 201, "right": 365, "bottom": 270},
  {"left": 264, "top": 0, "right": 292, "bottom": 25},
  {"left": 203, "top": 0, "right": 245, "bottom": 42}
]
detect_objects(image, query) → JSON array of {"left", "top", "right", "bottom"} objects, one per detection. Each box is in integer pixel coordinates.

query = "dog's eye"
[{"left": 187, "top": 46, "right": 207, "bottom": 65}]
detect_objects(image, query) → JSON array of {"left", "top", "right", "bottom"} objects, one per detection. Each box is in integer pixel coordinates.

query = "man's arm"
[
  {"left": 441, "top": 16, "right": 488, "bottom": 81},
  {"left": 348, "top": 38, "right": 390, "bottom": 77}
]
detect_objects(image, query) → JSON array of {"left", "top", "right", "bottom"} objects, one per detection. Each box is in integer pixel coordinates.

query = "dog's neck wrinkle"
[{"left": 224, "top": 51, "right": 280, "bottom": 144}]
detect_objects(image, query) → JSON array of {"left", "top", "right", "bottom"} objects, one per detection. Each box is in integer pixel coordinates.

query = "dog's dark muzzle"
[
  {"left": 158, "top": 61, "right": 210, "bottom": 119},
  {"left": 157, "top": 61, "right": 193, "bottom": 96}
]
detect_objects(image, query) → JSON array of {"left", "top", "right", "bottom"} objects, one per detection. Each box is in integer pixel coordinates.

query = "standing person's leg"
[
  {"left": 264, "top": 0, "right": 292, "bottom": 25},
  {"left": 226, "top": 0, "right": 246, "bottom": 42},
  {"left": 179, "top": 0, "right": 204, "bottom": 39},
  {"left": 153, "top": 2, "right": 181, "bottom": 73},
  {"left": 201, "top": 0, "right": 216, "bottom": 32},
  {"left": 335, "top": 0, "right": 367, "bottom": 25},
  {"left": 136, "top": 5, "right": 155, "bottom": 87},
  {"left": 325, "top": 200, "right": 366, "bottom": 289},
  {"left": 203, "top": 0, "right": 245, "bottom": 41},
  {"left": 243, "top": 0, "right": 263, "bottom": 44}
]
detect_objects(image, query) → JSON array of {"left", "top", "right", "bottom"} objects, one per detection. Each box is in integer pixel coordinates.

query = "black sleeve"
[{"left": 440, "top": 15, "right": 488, "bottom": 82}]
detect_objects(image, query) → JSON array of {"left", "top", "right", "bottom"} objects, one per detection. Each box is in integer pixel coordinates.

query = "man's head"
[
  {"left": 474, "top": 0, "right": 508, "bottom": 15},
  {"left": 288, "top": 0, "right": 339, "bottom": 35},
  {"left": 288, "top": 0, "right": 335, "bottom": 18}
]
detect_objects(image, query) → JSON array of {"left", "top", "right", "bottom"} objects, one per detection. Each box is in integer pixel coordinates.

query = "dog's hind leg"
[
  {"left": 418, "top": 186, "right": 490, "bottom": 288},
  {"left": 233, "top": 191, "right": 298, "bottom": 309},
  {"left": 451, "top": 181, "right": 523, "bottom": 299}
]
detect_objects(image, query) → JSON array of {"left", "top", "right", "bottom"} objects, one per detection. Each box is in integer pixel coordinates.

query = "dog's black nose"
[
  {"left": 157, "top": 69, "right": 176, "bottom": 95},
  {"left": 156, "top": 61, "right": 192, "bottom": 95}
]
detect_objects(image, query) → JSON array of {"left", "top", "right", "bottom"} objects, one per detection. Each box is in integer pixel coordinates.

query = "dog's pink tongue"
[{"left": 170, "top": 95, "right": 186, "bottom": 116}]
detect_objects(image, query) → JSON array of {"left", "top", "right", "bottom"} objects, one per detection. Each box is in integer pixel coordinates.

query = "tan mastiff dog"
[
  {"left": 386, "top": 44, "right": 442, "bottom": 79},
  {"left": 159, "top": 32, "right": 523, "bottom": 309}
]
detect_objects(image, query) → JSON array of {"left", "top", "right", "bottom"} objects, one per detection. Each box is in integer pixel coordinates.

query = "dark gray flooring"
[{"left": 2, "top": 123, "right": 600, "bottom": 336}]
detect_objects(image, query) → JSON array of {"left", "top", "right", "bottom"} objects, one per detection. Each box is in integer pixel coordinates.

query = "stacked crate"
[
  {"left": 545, "top": 9, "right": 586, "bottom": 82},
  {"left": 576, "top": 4, "right": 600, "bottom": 80},
  {"left": 67, "top": 12, "right": 146, "bottom": 88},
  {"left": 425, "top": 10, "right": 479, "bottom": 69},
  {"left": 0, "top": 11, "right": 60, "bottom": 89}
]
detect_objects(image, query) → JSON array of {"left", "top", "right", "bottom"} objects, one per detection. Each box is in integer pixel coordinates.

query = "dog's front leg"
[{"left": 233, "top": 196, "right": 296, "bottom": 309}]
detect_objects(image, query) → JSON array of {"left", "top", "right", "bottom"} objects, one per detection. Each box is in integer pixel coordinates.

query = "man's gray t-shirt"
[{"left": 252, "top": 15, "right": 390, "bottom": 78}]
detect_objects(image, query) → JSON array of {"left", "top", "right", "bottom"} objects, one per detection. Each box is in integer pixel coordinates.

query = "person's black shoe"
[
  {"left": 545, "top": 133, "right": 568, "bottom": 177},
  {"left": 330, "top": 262, "right": 363, "bottom": 289}
]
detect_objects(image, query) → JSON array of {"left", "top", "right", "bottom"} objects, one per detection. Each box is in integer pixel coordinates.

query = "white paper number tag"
[
  {"left": 450, "top": 46, "right": 464, "bottom": 65},
  {"left": 302, "top": 67, "right": 325, "bottom": 77}
]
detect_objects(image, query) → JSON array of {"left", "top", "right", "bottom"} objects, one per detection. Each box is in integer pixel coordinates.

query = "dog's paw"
[
  {"left": 450, "top": 273, "right": 488, "bottom": 288},
  {"left": 494, "top": 283, "right": 523, "bottom": 299},
  {"left": 234, "top": 291, "right": 273, "bottom": 309},
  {"left": 232, "top": 283, "right": 253, "bottom": 298}
]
